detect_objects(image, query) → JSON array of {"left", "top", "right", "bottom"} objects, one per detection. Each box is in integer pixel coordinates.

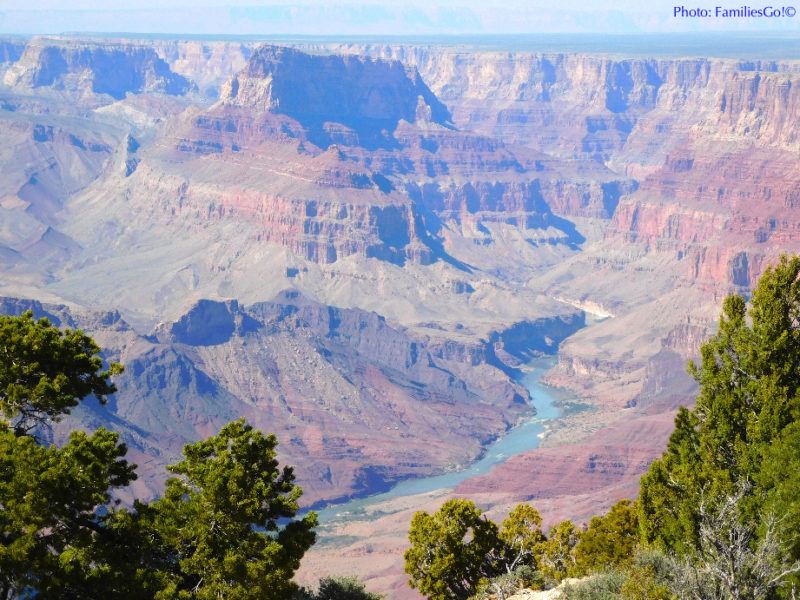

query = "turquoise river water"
[{"left": 315, "top": 354, "right": 573, "bottom": 527}]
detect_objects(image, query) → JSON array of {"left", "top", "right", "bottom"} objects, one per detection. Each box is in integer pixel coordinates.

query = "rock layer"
[
  {"left": 1, "top": 37, "right": 800, "bottom": 598},
  {"left": 4, "top": 38, "right": 192, "bottom": 99},
  {"left": 0, "top": 295, "right": 581, "bottom": 505}
]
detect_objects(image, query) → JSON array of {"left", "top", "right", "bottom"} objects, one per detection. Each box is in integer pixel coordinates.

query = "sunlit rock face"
[
  {"left": 220, "top": 44, "right": 451, "bottom": 147},
  {"left": 3, "top": 36, "right": 800, "bottom": 597},
  {"left": 4, "top": 38, "right": 192, "bottom": 98},
  {"left": 152, "top": 40, "right": 253, "bottom": 99},
  {"left": 0, "top": 294, "right": 583, "bottom": 507},
  {"left": 118, "top": 44, "right": 587, "bottom": 269}
]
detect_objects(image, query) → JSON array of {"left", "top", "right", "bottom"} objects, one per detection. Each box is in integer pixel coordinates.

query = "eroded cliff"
[
  {"left": 4, "top": 38, "right": 193, "bottom": 99},
  {"left": 0, "top": 294, "right": 582, "bottom": 506},
  {"left": 1, "top": 38, "right": 800, "bottom": 598}
]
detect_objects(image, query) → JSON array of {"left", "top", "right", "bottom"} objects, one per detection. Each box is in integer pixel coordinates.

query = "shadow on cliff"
[
  {"left": 486, "top": 313, "right": 588, "bottom": 379},
  {"left": 406, "top": 180, "right": 586, "bottom": 265},
  {"left": 412, "top": 203, "right": 474, "bottom": 273},
  {"left": 300, "top": 118, "right": 413, "bottom": 152},
  {"left": 547, "top": 213, "right": 586, "bottom": 249},
  {"left": 531, "top": 182, "right": 587, "bottom": 248},
  {"left": 240, "top": 45, "right": 454, "bottom": 152}
]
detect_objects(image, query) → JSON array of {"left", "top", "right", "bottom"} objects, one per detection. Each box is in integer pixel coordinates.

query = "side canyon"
[{"left": 0, "top": 35, "right": 797, "bottom": 597}]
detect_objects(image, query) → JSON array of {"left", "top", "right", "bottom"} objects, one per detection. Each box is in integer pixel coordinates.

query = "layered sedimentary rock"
[
  {"left": 0, "top": 109, "right": 122, "bottom": 285},
  {"left": 221, "top": 45, "right": 451, "bottom": 139},
  {"left": 333, "top": 46, "right": 800, "bottom": 399},
  {"left": 289, "top": 43, "right": 800, "bottom": 291},
  {"left": 118, "top": 159, "right": 434, "bottom": 266},
  {"left": 93, "top": 43, "right": 595, "bottom": 274},
  {"left": 455, "top": 411, "right": 676, "bottom": 517},
  {"left": 282, "top": 46, "right": 800, "bottom": 596},
  {"left": 3, "top": 38, "right": 192, "bottom": 99},
  {"left": 128, "top": 46, "right": 453, "bottom": 265},
  {"left": 153, "top": 40, "right": 254, "bottom": 98},
  {"left": 293, "top": 46, "right": 699, "bottom": 157},
  {"left": 606, "top": 144, "right": 800, "bottom": 289},
  {"left": 0, "top": 295, "right": 581, "bottom": 505},
  {"left": 2, "top": 36, "right": 800, "bottom": 598}
]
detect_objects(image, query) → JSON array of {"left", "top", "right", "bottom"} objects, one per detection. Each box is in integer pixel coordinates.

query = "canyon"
[{"left": 0, "top": 34, "right": 798, "bottom": 597}]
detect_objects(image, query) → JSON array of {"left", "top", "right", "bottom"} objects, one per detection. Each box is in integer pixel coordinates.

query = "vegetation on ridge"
[
  {"left": 4, "top": 254, "right": 800, "bottom": 599},
  {"left": 405, "top": 255, "right": 800, "bottom": 599},
  {"left": 0, "top": 311, "right": 373, "bottom": 599}
]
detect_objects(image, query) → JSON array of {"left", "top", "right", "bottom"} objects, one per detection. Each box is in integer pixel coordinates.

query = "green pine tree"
[
  {"left": 639, "top": 254, "right": 800, "bottom": 573},
  {"left": 536, "top": 519, "right": 581, "bottom": 584},
  {"left": 0, "top": 312, "right": 319, "bottom": 599},
  {"left": 574, "top": 499, "right": 638, "bottom": 575},
  {"left": 498, "top": 503, "right": 546, "bottom": 572},
  {"left": 0, "top": 311, "right": 122, "bottom": 436},
  {"left": 145, "top": 419, "right": 318, "bottom": 599},
  {"left": 405, "top": 499, "right": 503, "bottom": 600}
]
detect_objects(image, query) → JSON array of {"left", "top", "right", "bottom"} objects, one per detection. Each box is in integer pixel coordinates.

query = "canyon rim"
[{"left": 1, "top": 27, "right": 799, "bottom": 597}]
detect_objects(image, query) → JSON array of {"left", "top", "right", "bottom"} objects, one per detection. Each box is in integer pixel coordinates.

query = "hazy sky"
[{"left": 1, "top": 0, "right": 799, "bottom": 35}]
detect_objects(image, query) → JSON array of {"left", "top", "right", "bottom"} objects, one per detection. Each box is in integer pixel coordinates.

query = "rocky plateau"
[{"left": 0, "top": 34, "right": 799, "bottom": 597}]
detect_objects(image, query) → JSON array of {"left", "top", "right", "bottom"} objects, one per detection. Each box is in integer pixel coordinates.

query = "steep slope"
[
  {"left": 4, "top": 37, "right": 193, "bottom": 99},
  {"left": 0, "top": 294, "right": 582, "bottom": 505},
  {"left": 0, "top": 37, "right": 26, "bottom": 77},
  {"left": 41, "top": 43, "right": 595, "bottom": 330},
  {"left": 2, "top": 38, "right": 800, "bottom": 598},
  {"left": 221, "top": 44, "right": 452, "bottom": 148},
  {"left": 154, "top": 39, "right": 254, "bottom": 98},
  {"left": 298, "top": 44, "right": 800, "bottom": 163},
  {"left": 275, "top": 45, "right": 800, "bottom": 597},
  {"left": 306, "top": 45, "right": 800, "bottom": 405},
  {"left": 0, "top": 39, "right": 197, "bottom": 302},
  {"left": 0, "top": 111, "right": 122, "bottom": 292}
]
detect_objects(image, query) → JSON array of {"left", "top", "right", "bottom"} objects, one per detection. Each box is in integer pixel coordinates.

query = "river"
[{"left": 314, "top": 354, "right": 575, "bottom": 529}]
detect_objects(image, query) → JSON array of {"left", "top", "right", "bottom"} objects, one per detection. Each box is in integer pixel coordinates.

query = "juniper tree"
[
  {"left": 405, "top": 499, "right": 503, "bottom": 600},
  {"left": 537, "top": 519, "right": 581, "bottom": 583},
  {"left": 574, "top": 499, "right": 638, "bottom": 575},
  {"left": 639, "top": 254, "right": 800, "bottom": 595},
  {"left": 146, "top": 419, "right": 318, "bottom": 599},
  {"left": 0, "top": 313, "right": 318, "bottom": 599},
  {"left": 498, "top": 503, "right": 546, "bottom": 573},
  {"left": 0, "top": 311, "right": 122, "bottom": 436}
]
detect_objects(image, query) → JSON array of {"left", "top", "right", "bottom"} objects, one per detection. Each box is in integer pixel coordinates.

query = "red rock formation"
[
  {"left": 220, "top": 45, "right": 451, "bottom": 145},
  {"left": 0, "top": 295, "right": 583, "bottom": 506},
  {"left": 4, "top": 39, "right": 800, "bottom": 598},
  {"left": 607, "top": 144, "right": 800, "bottom": 288},
  {"left": 456, "top": 412, "right": 676, "bottom": 520},
  {"left": 122, "top": 45, "right": 602, "bottom": 268}
]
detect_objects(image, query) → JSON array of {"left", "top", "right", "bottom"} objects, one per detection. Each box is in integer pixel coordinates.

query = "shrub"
[{"left": 559, "top": 571, "right": 626, "bottom": 600}]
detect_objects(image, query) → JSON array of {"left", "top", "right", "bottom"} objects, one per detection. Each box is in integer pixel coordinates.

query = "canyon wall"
[
  {"left": 3, "top": 38, "right": 193, "bottom": 98},
  {"left": 3, "top": 37, "right": 797, "bottom": 410},
  {"left": 221, "top": 45, "right": 451, "bottom": 131},
  {"left": 153, "top": 40, "right": 254, "bottom": 98},
  {"left": 0, "top": 294, "right": 581, "bottom": 506},
  {"left": 2, "top": 37, "right": 800, "bottom": 597},
  {"left": 106, "top": 44, "right": 597, "bottom": 270}
]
